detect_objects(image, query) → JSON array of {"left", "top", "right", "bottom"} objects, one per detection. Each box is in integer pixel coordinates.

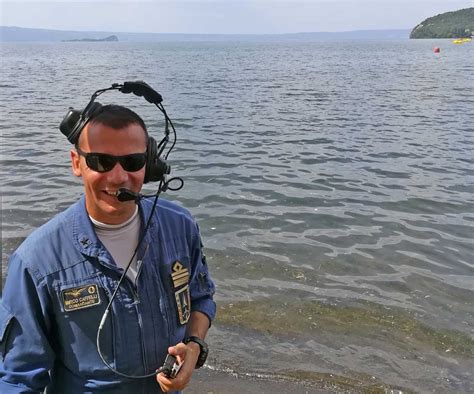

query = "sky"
[{"left": 0, "top": 0, "right": 472, "bottom": 34}]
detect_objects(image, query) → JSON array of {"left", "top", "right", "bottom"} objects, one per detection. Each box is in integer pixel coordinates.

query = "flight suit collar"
[{"left": 71, "top": 195, "right": 159, "bottom": 271}]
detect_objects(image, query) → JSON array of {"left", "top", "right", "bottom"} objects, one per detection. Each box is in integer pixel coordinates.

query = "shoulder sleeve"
[
  {"left": 0, "top": 252, "right": 54, "bottom": 392},
  {"left": 188, "top": 223, "right": 216, "bottom": 325}
]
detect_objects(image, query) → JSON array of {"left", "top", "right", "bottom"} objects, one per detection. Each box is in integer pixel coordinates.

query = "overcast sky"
[{"left": 0, "top": 1, "right": 472, "bottom": 34}]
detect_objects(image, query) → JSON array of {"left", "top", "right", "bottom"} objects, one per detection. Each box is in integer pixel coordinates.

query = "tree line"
[{"left": 410, "top": 8, "right": 474, "bottom": 39}]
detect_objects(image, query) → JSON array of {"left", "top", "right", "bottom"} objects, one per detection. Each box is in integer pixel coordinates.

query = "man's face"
[{"left": 71, "top": 122, "right": 147, "bottom": 224}]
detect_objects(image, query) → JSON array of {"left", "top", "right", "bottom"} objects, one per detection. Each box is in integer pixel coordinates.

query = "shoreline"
[{"left": 185, "top": 367, "right": 328, "bottom": 394}]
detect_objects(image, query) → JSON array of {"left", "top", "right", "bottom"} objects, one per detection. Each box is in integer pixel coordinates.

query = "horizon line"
[{"left": 1, "top": 25, "right": 412, "bottom": 36}]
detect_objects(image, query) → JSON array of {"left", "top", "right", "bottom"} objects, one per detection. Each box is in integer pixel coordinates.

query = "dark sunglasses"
[{"left": 76, "top": 147, "right": 147, "bottom": 173}]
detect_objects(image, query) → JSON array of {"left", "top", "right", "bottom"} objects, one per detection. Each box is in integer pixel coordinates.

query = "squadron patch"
[
  {"left": 61, "top": 284, "right": 101, "bottom": 312},
  {"left": 171, "top": 261, "right": 191, "bottom": 324}
]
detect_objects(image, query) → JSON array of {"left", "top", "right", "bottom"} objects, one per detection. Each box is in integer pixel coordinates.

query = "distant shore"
[
  {"left": 62, "top": 35, "right": 118, "bottom": 42},
  {"left": 0, "top": 26, "right": 410, "bottom": 42}
]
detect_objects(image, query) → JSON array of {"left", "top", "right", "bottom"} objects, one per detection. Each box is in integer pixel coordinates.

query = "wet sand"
[{"left": 185, "top": 368, "right": 328, "bottom": 394}]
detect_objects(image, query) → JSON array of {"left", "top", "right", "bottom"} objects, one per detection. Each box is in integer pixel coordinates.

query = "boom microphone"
[{"left": 116, "top": 188, "right": 141, "bottom": 202}]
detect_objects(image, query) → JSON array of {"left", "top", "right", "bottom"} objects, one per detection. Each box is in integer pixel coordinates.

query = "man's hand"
[{"left": 156, "top": 341, "right": 200, "bottom": 392}]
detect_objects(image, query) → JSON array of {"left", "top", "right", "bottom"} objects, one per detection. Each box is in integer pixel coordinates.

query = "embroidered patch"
[
  {"left": 172, "top": 261, "right": 190, "bottom": 324},
  {"left": 61, "top": 284, "right": 101, "bottom": 312},
  {"left": 171, "top": 261, "right": 189, "bottom": 288},
  {"left": 175, "top": 285, "right": 191, "bottom": 325}
]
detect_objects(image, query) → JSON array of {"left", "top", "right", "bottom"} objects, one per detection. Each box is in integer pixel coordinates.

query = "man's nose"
[{"left": 107, "top": 162, "right": 129, "bottom": 183}]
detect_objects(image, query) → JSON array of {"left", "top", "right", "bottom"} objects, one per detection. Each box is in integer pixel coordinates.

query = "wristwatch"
[{"left": 183, "top": 336, "right": 208, "bottom": 368}]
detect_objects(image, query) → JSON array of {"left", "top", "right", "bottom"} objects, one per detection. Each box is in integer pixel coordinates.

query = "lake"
[{"left": 1, "top": 38, "right": 473, "bottom": 392}]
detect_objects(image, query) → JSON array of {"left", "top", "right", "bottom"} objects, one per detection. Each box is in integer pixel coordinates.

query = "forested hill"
[{"left": 410, "top": 8, "right": 474, "bottom": 38}]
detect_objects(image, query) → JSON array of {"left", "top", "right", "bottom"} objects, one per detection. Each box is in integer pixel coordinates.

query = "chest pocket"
[{"left": 52, "top": 275, "right": 116, "bottom": 374}]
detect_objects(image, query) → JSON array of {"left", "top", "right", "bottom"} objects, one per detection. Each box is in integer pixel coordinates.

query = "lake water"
[{"left": 1, "top": 39, "right": 473, "bottom": 392}]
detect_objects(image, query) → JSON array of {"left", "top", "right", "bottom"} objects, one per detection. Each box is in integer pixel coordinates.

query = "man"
[{"left": 0, "top": 104, "right": 216, "bottom": 393}]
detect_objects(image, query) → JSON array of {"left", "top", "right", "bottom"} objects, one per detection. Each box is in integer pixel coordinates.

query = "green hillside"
[{"left": 410, "top": 8, "right": 474, "bottom": 39}]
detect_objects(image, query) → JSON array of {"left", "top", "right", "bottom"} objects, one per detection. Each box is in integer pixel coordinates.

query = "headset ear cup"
[
  {"left": 144, "top": 136, "right": 169, "bottom": 184},
  {"left": 144, "top": 137, "right": 157, "bottom": 183},
  {"left": 60, "top": 109, "right": 82, "bottom": 143},
  {"left": 68, "top": 102, "right": 104, "bottom": 145}
]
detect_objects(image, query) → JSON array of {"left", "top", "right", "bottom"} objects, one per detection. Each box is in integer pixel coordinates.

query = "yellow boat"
[{"left": 452, "top": 38, "right": 472, "bottom": 44}]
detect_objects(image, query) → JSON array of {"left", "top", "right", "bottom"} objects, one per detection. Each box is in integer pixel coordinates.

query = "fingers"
[
  {"left": 156, "top": 369, "right": 191, "bottom": 393},
  {"left": 156, "top": 342, "right": 200, "bottom": 392},
  {"left": 167, "top": 343, "right": 187, "bottom": 358},
  {"left": 156, "top": 345, "right": 188, "bottom": 392},
  {"left": 156, "top": 372, "right": 170, "bottom": 392}
]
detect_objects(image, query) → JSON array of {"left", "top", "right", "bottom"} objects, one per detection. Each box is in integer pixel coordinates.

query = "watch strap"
[{"left": 183, "top": 336, "right": 208, "bottom": 368}]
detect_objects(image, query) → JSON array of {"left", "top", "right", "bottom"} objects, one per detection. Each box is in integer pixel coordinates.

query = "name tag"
[{"left": 61, "top": 284, "right": 101, "bottom": 312}]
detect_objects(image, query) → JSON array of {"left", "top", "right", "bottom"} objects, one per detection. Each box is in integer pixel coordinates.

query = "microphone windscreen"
[{"left": 116, "top": 188, "right": 139, "bottom": 202}]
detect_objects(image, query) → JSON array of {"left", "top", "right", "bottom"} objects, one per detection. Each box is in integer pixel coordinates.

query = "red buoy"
[{"left": 434, "top": 47, "right": 440, "bottom": 53}]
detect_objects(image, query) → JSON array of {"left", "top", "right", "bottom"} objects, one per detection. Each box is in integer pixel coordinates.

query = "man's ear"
[{"left": 71, "top": 149, "right": 82, "bottom": 177}]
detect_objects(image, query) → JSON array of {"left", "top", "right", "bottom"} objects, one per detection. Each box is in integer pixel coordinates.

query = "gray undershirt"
[{"left": 90, "top": 206, "right": 141, "bottom": 282}]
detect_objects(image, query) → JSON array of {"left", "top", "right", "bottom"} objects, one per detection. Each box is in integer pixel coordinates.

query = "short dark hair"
[
  {"left": 76, "top": 104, "right": 148, "bottom": 148},
  {"left": 89, "top": 104, "right": 148, "bottom": 134}
]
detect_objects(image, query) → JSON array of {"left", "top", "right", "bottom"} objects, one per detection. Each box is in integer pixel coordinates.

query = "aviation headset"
[{"left": 59, "top": 81, "right": 172, "bottom": 183}]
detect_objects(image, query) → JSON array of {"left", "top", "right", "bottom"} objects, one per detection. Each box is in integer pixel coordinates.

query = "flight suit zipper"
[
  {"left": 128, "top": 242, "right": 149, "bottom": 374},
  {"left": 102, "top": 287, "right": 116, "bottom": 364},
  {"left": 135, "top": 234, "right": 172, "bottom": 351},
  {"left": 127, "top": 278, "right": 148, "bottom": 374}
]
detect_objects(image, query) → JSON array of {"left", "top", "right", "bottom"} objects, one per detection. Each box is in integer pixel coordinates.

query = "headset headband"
[{"left": 60, "top": 81, "right": 165, "bottom": 144}]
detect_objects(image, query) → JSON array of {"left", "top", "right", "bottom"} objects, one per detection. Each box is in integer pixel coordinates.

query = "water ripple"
[{"left": 1, "top": 40, "right": 473, "bottom": 391}]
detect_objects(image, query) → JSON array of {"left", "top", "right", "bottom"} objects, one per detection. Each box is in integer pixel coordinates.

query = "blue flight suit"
[{"left": 0, "top": 196, "right": 216, "bottom": 393}]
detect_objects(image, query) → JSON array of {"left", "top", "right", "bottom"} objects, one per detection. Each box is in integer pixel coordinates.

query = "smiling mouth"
[{"left": 104, "top": 190, "right": 119, "bottom": 197}]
